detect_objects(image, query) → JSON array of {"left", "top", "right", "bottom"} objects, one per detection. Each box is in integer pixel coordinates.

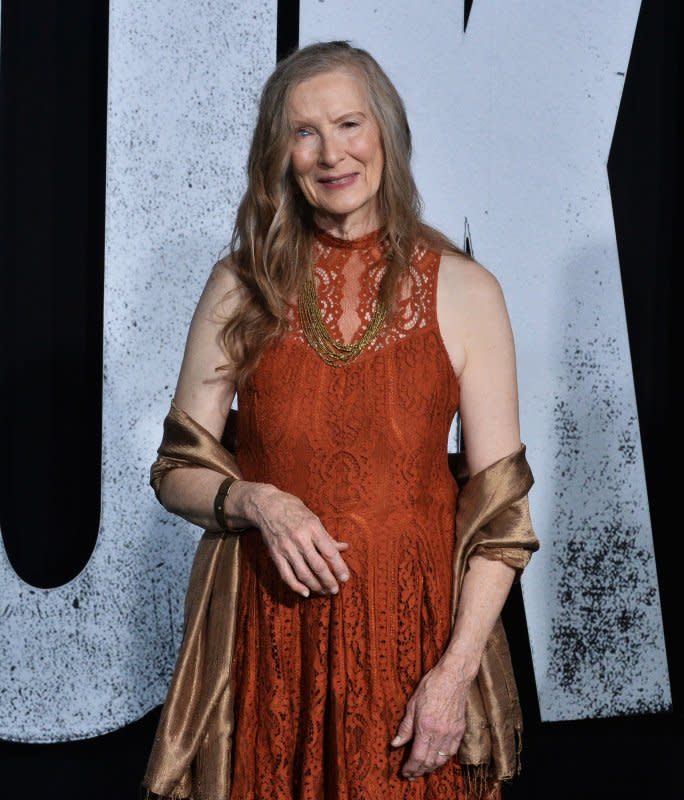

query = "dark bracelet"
[{"left": 213, "top": 476, "right": 249, "bottom": 533}]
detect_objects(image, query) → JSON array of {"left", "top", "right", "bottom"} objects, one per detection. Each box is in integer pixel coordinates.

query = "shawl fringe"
[{"left": 140, "top": 790, "right": 188, "bottom": 800}]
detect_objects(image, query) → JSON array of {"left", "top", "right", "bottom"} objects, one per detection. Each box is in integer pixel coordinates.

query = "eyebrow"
[{"left": 290, "top": 110, "right": 369, "bottom": 127}]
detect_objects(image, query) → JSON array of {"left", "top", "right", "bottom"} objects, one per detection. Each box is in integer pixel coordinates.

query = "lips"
[{"left": 317, "top": 173, "right": 358, "bottom": 187}]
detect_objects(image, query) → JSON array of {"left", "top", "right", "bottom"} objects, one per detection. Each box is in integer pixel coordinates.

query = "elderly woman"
[{"left": 141, "top": 41, "right": 537, "bottom": 800}]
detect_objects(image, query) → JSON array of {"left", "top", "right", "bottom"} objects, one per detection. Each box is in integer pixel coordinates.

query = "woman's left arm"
[{"left": 392, "top": 251, "right": 522, "bottom": 779}]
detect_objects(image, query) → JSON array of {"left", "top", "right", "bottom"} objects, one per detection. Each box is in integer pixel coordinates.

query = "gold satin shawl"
[
  {"left": 143, "top": 401, "right": 244, "bottom": 800},
  {"left": 140, "top": 402, "right": 539, "bottom": 800},
  {"left": 449, "top": 447, "right": 539, "bottom": 795}
]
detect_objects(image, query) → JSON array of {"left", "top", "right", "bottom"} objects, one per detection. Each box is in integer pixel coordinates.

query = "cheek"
[
  {"left": 358, "top": 133, "right": 383, "bottom": 184},
  {"left": 290, "top": 147, "right": 316, "bottom": 181},
  {"left": 368, "top": 145, "right": 384, "bottom": 187},
  {"left": 373, "top": 149, "right": 384, "bottom": 184}
]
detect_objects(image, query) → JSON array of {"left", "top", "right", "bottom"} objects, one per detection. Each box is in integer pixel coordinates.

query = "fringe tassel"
[
  {"left": 515, "top": 723, "right": 523, "bottom": 776},
  {"left": 142, "top": 771, "right": 505, "bottom": 800},
  {"left": 461, "top": 729, "right": 525, "bottom": 800},
  {"left": 461, "top": 764, "right": 501, "bottom": 800},
  {"left": 141, "top": 749, "right": 523, "bottom": 800},
  {"left": 139, "top": 785, "right": 190, "bottom": 800}
]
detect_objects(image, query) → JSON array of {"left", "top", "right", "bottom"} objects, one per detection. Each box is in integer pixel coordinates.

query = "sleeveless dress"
[{"left": 229, "top": 226, "right": 466, "bottom": 800}]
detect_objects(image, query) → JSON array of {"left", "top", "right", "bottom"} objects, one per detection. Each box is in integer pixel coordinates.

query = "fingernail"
[
  {"left": 330, "top": 585, "right": 339, "bottom": 594},
  {"left": 390, "top": 736, "right": 401, "bottom": 746},
  {"left": 301, "top": 588, "right": 310, "bottom": 597},
  {"left": 340, "top": 573, "right": 349, "bottom": 581}
]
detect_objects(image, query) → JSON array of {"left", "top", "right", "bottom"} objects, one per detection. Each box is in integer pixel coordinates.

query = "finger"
[
  {"left": 437, "top": 739, "right": 459, "bottom": 760},
  {"left": 433, "top": 738, "right": 456, "bottom": 761},
  {"left": 421, "top": 755, "right": 450, "bottom": 776},
  {"left": 287, "top": 548, "right": 325, "bottom": 593},
  {"left": 271, "top": 551, "right": 311, "bottom": 598},
  {"left": 300, "top": 546, "right": 340, "bottom": 593},
  {"left": 391, "top": 704, "right": 415, "bottom": 747},
  {"left": 422, "top": 751, "right": 446, "bottom": 773},
  {"left": 312, "top": 532, "right": 352, "bottom": 582},
  {"left": 417, "top": 736, "right": 456, "bottom": 775},
  {"left": 402, "top": 733, "right": 431, "bottom": 777}
]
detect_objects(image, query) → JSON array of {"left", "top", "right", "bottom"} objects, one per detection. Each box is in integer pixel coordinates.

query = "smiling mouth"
[{"left": 318, "top": 173, "right": 358, "bottom": 186}]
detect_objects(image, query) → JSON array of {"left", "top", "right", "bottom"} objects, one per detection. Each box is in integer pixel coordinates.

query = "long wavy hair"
[{"left": 219, "top": 40, "right": 468, "bottom": 389}]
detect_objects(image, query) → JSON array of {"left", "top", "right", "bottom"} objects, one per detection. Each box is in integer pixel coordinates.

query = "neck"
[{"left": 312, "top": 210, "right": 382, "bottom": 241}]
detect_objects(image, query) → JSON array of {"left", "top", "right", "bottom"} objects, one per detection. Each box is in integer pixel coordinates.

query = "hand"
[
  {"left": 390, "top": 659, "right": 471, "bottom": 779},
  {"left": 248, "top": 484, "right": 351, "bottom": 597}
]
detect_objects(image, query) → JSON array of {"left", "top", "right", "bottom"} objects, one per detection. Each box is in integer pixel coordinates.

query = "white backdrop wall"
[
  {"left": 0, "top": 0, "right": 276, "bottom": 741},
  {"left": 0, "top": 0, "right": 671, "bottom": 742},
  {"left": 298, "top": 0, "right": 670, "bottom": 720}
]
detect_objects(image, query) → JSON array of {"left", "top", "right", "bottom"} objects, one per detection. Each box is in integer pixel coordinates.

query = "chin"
[{"left": 318, "top": 198, "right": 372, "bottom": 218}]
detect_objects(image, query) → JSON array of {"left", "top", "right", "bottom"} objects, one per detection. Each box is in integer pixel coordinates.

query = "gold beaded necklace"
[{"left": 299, "top": 233, "right": 390, "bottom": 367}]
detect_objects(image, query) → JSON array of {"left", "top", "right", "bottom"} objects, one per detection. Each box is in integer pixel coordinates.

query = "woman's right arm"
[
  {"left": 158, "top": 257, "right": 350, "bottom": 596},
  {"left": 157, "top": 256, "right": 255, "bottom": 531}
]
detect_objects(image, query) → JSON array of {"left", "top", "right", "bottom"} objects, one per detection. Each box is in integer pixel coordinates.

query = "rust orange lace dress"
[{"left": 229, "top": 226, "right": 466, "bottom": 800}]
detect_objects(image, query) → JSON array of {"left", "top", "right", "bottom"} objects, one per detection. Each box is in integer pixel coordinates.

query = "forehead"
[{"left": 288, "top": 69, "right": 371, "bottom": 120}]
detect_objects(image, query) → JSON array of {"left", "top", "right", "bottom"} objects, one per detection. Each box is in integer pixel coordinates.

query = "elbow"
[{"left": 155, "top": 472, "right": 177, "bottom": 514}]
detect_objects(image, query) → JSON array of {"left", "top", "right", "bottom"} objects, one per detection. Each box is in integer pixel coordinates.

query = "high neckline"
[{"left": 313, "top": 222, "right": 386, "bottom": 251}]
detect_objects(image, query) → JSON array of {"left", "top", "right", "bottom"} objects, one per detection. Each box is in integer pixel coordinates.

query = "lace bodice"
[{"left": 287, "top": 225, "right": 437, "bottom": 353}]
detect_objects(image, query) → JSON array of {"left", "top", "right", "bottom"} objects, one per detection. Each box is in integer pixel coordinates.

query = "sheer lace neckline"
[
  {"left": 313, "top": 223, "right": 386, "bottom": 251},
  {"left": 287, "top": 231, "right": 440, "bottom": 355}
]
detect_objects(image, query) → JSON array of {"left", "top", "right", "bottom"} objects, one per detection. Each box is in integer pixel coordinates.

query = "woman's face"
[{"left": 288, "top": 69, "right": 384, "bottom": 236}]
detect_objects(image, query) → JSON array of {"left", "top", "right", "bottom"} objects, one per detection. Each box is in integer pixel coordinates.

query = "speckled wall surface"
[
  {"left": 0, "top": 0, "right": 671, "bottom": 745},
  {"left": 300, "top": 0, "right": 670, "bottom": 720},
  {"left": 0, "top": 0, "right": 275, "bottom": 741}
]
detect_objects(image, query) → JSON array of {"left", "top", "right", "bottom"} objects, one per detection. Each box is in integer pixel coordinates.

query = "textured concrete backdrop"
[{"left": 0, "top": 0, "right": 670, "bottom": 742}]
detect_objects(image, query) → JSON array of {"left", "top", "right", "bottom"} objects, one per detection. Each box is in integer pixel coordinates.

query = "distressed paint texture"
[
  {"left": 300, "top": 0, "right": 670, "bottom": 719},
  {"left": 547, "top": 336, "right": 668, "bottom": 716},
  {"left": 0, "top": 0, "right": 276, "bottom": 741}
]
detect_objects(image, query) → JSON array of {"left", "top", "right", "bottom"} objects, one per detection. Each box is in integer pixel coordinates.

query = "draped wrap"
[{"left": 140, "top": 401, "right": 539, "bottom": 799}]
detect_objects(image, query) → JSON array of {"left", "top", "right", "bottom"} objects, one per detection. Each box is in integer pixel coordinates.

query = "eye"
[
  {"left": 295, "top": 127, "right": 313, "bottom": 139},
  {"left": 341, "top": 120, "right": 360, "bottom": 129}
]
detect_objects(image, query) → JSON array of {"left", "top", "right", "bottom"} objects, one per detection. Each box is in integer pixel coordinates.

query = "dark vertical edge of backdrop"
[
  {"left": 608, "top": 0, "right": 681, "bottom": 721},
  {"left": 277, "top": 0, "right": 299, "bottom": 61},
  {"left": 0, "top": 0, "right": 109, "bottom": 587},
  {"left": 463, "top": 0, "right": 474, "bottom": 33}
]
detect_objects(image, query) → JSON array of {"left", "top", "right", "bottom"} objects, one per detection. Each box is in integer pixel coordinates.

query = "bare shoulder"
[
  {"left": 436, "top": 250, "right": 510, "bottom": 378},
  {"left": 438, "top": 250, "right": 505, "bottom": 313},
  {"left": 194, "top": 253, "right": 247, "bottom": 325},
  {"left": 210, "top": 252, "right": 243, "bottom": 288}
]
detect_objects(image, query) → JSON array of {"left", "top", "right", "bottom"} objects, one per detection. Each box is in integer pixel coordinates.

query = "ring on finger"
[{"left": 437, "top": 750, "right": 449, "bottom": 757}]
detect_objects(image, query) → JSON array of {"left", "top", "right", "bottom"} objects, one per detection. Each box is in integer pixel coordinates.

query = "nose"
[{"left": 318, "top": 132, "right": 343, "bottom": 167}]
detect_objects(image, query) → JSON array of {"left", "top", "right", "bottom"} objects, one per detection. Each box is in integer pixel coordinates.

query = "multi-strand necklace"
[{"left": 298, "top": 232, "right": 390, "bottom": 367}]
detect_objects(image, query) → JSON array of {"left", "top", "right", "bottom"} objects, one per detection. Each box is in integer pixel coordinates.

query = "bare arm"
[
  {"left": 157, "top": 257, "right": 256, "bottom": 531},
  {"left": 438, "top": 254, "right": 520, "bottom": 677},
  {"left": 157, "top": 257, "right": 351, "bottom": 596},
  {"left": 394, "top": 252, "right": 521, "bottom": 778}
]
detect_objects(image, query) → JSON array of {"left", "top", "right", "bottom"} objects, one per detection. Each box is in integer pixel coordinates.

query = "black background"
[{"left": 1, "top": 1, "right": 681, "bottom": 797}]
